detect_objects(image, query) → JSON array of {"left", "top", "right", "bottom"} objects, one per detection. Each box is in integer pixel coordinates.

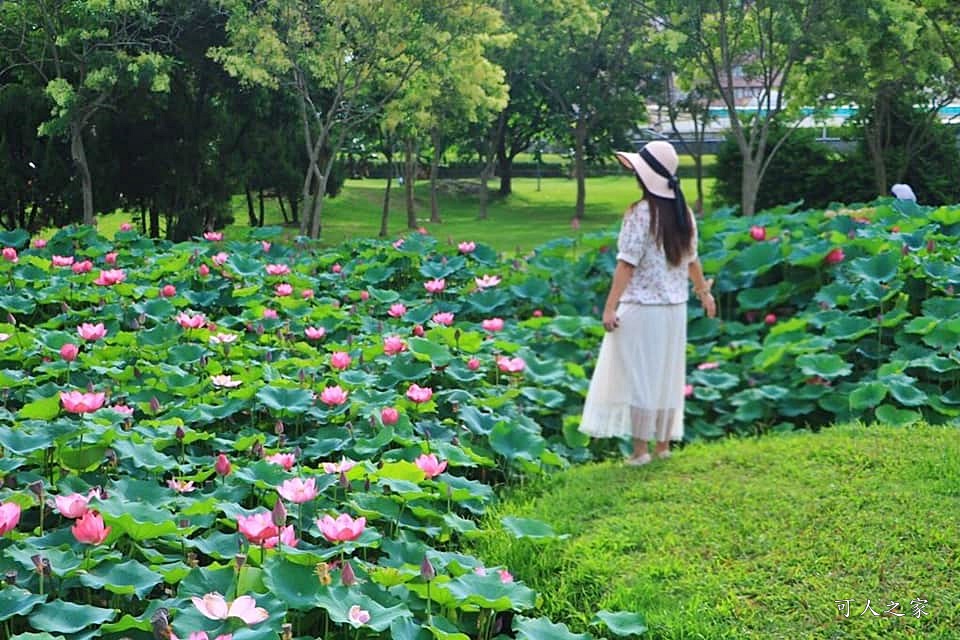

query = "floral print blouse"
[{"left": 616, "top": 200, "right": 698, "bottom": 305}]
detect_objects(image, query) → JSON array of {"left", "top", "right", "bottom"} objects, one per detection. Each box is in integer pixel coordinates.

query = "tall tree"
[
  {"left": 639, "top": 0, "right": 831, "bottom": 216},
  {"left": 0, "top": 0, "right": 170, "bottom": 226},
  {"left": 535, "top": 0, "right": 652, "bottom": 219},
  {"left": 212, "top": 0, "right": 447, "bottom": 239}
]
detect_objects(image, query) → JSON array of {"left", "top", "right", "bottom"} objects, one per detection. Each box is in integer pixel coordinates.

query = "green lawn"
[
  {"left": 470, "top": 424, "right": 960, "bottom": 639},
  {"left": 91, "top": 175, "right": 716, "bottom": 253}
]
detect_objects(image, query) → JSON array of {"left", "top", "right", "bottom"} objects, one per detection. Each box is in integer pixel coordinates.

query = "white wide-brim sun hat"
[{"left": 614, "top": 140, "right": 680, "bottom": 200}]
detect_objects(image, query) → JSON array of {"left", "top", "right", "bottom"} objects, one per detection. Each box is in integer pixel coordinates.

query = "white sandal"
[{"left": 626, "top": 453, "right": 652, "bottom": 466}]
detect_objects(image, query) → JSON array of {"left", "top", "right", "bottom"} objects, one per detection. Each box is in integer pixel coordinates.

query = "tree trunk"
[
  {"left": 740, "top": 158, "right": 760, "bottom": 217},
  {"left": 694, "top": 155, "right": 704, "bottom": 215},
  {"left": 149, "top": 205, "right": 160, "bottom": 239},
  {"left": 245, "top": 186, "right": 257, "bottom": 226},
  {"left": 404, "top": 139, "right": 417, "bottom": 229},
  {"left": 479, "top": 168, "right": 490, "bottom": 220},
  {"left": 429, "top": 127, "right": 442, "bottom": 224},
  {"left": 258, "top": 189, "right": 266, "bottom": 226},
  {"left": 70, "top": 121, "right": 94, "bottom": 226},
  {"left": 573, "top": 118, "right": 588, "bottom": 220},
  {"left": 277, "top": 196, "right": 289, "bottom": 223},
  {"left": 497, "top": 132, "right": 512, "bottom": 196},
  {"left": 380, "top": 173, "right": 393, "bottom": 238}
]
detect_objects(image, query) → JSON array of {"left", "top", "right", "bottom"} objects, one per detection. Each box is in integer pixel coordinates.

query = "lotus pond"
[{"left": 0, "top": 197, "right": 958, "bottom": 639}]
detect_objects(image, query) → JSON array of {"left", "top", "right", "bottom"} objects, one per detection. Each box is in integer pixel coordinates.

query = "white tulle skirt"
[{"left": 579, "top": 302, "right": 687, "bottom": 441}]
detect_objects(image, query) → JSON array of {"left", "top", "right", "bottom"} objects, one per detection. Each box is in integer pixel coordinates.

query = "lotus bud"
[
  {"left": 179, "top": 518, "right": 189, "bottom": 529},
  {"left": 364, "top": 477, "right": 370, "bottom": 492},
  {"left": 293, "top": 445, "right": 302, "bottom": 460},
  {"left": 927, "top": 239, "right": 936, "bottom": 252},
  {"left": 61, "top": 302, "right": 70, "bottom": 313},
  {"left": 150, "top": 396, "right": 161, "bottom": 413},
  {"left": 298, "top": 369, "right": 306, "bottom": 383},
  {"left": 251, "top": 440, "right": 265, "bottom": 459},
  {"left": 199, "top": 355, "right": 207, "bottom": 367},
  {"left": 265, "top": 350, "right": 272, "bottom": 362},
  {"left": 451, "top": 435, "right": 459, "bottom": 446},
  {"left": 6, "top": 313, "right": 15, "bottom": 326},
  {"left": 902, "top": 244, "right": 910, "bottom": 255},
  {"left": 235, "top": 553, "right": 247, "bottom": 570},
  {"left": 420, "top": 555, "right": 436, "bottom": 581},
  {"left": 276, "top": 421, "right": 286, "bottom": 436},
  {"left": 272, "top": 499, "right": 287, "bottom": 527},
  {"left": 339, "top": 470, "right": 349, "bottom": 490},
  {"left": 129, "top": 317, "right": 140, "bottom": 331},
  {"left": 28, "top": 480, "right": 44, "bottom": 498},
  {"left": 134, "top": 366, "right": 142, "bottom": 378},
  {"left": 175, "top": 426, "right": 185, "bottom": 441},
  {"left": 341, "top": 559, "right": 357, "bottom": 586},
  {"left": 278, "top": 434, "right": 285, "bottom": 448},
  {"left": 4, "top": 570, "right": 16, "bottom": 585}
]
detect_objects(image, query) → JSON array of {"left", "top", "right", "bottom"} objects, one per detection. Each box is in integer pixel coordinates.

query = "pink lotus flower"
[
  {"left": 393, "top": 238, "right": 405, "bottom": 249},
  {"left": 265, "top": 263, "right": 290, "bottom": 276},
  {"left": 330, "top": 351, "right": 351, "bottom": 370},
  {"left": 277, "top": 477, "right": 318, "bottom": 503},
  {"left": 348, "top": 605, "right": 371, "bottom": 626},
  {"left": 77, "top": 323, "right": 106, "bottom": 341},
  {"left": 237, "top": 511, "right": 279, "bottom": 545},
  {"left": 332, "top": 263, "right": 342, "bottom": 274},
  {"left": 171, "top": 632, "right": 232, "bottom": 640},
  {"left": 824, "top": 248, "right": 845, "bottom": 265},
  {"left": 383, "top": 336, "right": 407, "bottom": 355},
  {"left": 467, "top": 357, "right": 481, "bottom": 371},
  {"left": 481, "top": 317, "right": 504, "bottom": 332},
  {"left": 54, "top": 493, "right": 92, "bottom": 518},
  {"left": 262, "top": 308, "right": 278, "bottom": 319},
  {"left": 765, "top": 313, "right": 777, "bottom": 325},
  {"left": 52, "top": 255, "right": 74, "bottom": 267},
  {"left": 496, "top": 356, "right": 525, "bottom": 373},
  {"left": 32, "top": 238, "right": 47, "bottom": 248},
  {"left": 261, "top": 241, "right": 272, "bottom": 252},
  {"left": 211, "top": 374, "right": 241, "bottom": 388},
  {"left": 432, "top": 312, "right": 454, "bottom": 326},
  {"left": 72, "top": 260, "right": 93, "bottom": 274},
  {"left": 2, "top": 247, "right": 18, "bottom": 263},
  {"left": 498, "top": 569, "right": 514, "bottom": 583},
  {"left": 275, "top": 283, "right": 293, "bottom": 297},
  {"left": 93, "top": 269, "right": 126, "bottom": 286},
  {"left": 359, "top": 290, "right": 370, "bottom": 301},
  {"left": 320, "top": 385, "right": 348, "bottom": 406},
  {"left": 0, "top": 333, "right": 8, "bottom": 342},
  {"left": 317, "top": 513, "right": 366, "bottom": 542},
  {"left": 381, "top": 407, "right": 399, "bottom": 425},
  {"left": 167, "top": 479, "right": 196, "bottom": 493},
  {"left": 406, "top": 384, "right": 433, "bottom": 403},
  {"left": 697, "top": 362, "right": 719, "bottom": 371},
  {"left": 212, "top": 252, "right": 229, "bottom": 266},
  {"left": 71, "top": 511, "right": 111, "bottom": 545},
  {"left": 119, "top": 223, "right": 133, "bottom": 232},
  {"left": 571, "top": 217, "right": 581, "bottom": 231},
  {"left": 266, "top": 452, "right": 296, "bottom": 471},
  {"left": 415, "top": 453, "right": 447, "bottom": 478},
  {"left": 191, "top": 592, "right": 269, "bottom": 624},
  {"left": 160, "top": 284, "right": 176, "bottom": 297},
  {"left": 684, "top": 384, "right": 694, "bottom": 398},
  {"left": 198, "top": 264, "right": 211, "bottom": 277},
  {"left": 209, "top": 333, "right": 238, "bottom": 345},
  {"left": 388, "top": 303, "right": 406, "bottom": 318},
  {"left": 105, "top": 252, "right": 118, "bottom": 265},
  {"left": 215, "top": 453, "right": 232, "bottom": 477},
  {"left": 305, "top": 327, "right": 326, "bottom": 340},
  {"left": 60, "top": 343, "right": 79, "bottom": 362},
  {"left": 0, "top": 502, "right": 20, "bottom": 536},
  {"left": 413, "top": 324, "right": 425, "bottom": 337},
  {"left": 475, "top": 274, "right": 501, "bottom": 289},
  {"left": 749, "top": 225, "right": 766, "bottom": 241},
  {"left": 270, "top": 525, "right": 298, "bottom": 548},
  {"left": 458, "top": 241, "right": 476, "bottom": 254},
  {"left": 60, "top": 391, "right": 106, "bottom": 414},
  {"left": 111, "top": 404, "right": 134, "bottom": 415},
  {"left": 177, "top": 312, "right": 207, "bottom": 329},
  {"left": 301, "top": 289, "right": 315, "bottom": 299},
  {"left": 424, "top": 278, "right": 445, "bottom": 294},
  {"left": 203, "top": 231, "right": 223, "bottom": 241},
  {"left": 533, "top": 309, "right": 543, "bottom": 317},
  {"left": 322, "top": 458, "right": 357, "bottom": 474},
  {"left": 418, "top": 226, "right": 428, "bottom": 235}
]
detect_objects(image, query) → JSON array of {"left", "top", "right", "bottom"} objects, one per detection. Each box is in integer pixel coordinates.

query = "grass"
[
  {"left": 88, "top": 175, "right": 716, "bottom": 254},
  {"left": 469, "top": 424, "right": 960, "bottom": 639}
]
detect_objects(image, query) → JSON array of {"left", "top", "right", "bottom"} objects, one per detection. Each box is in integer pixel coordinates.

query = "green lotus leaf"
[
  {"left": 466, "top": 289, "right": 511, "bottom": 314},
  {"left": 314, "top": 585, "right": 412, "bottom": 632},
  {"left": 520, "top": 387, "right": 566, "bottom": 409},
  {"left": 390, "top": 618, "right": 433, "bottom": 640},
  {"left": 78, "top": 559, "right": 164, "bottom": 597},
  {"left": 111, "top": 439, "right": 177, "bottom": 472},
  {"left": 420, "top": 255, "right": 465, "bottom": 279},
  {"left": 920, "top": 319, "right": 960, "bottom": 349},
  {"left": 514, "top": 615, "right": 592, "bottom": 640},
  {"left": 737, "top": 284, "right": 786, "bottom": 310},
  {"left": 849, "top": 383, "right": 888, "bottom": 410},
  {"left": 501, "top": 516, "right": 567, "bottom": 541},
  {"left": 445, "top": 571, "right": 537, "bottom": 611},
  {"left": 17, "top": 395, "right": 62, "bottom": 420},
  {"left": 848, "top": 253, "right": 900, "bottom": 282},
  {"left": 824, "top": 316, "right": 874, "bottom": 341},
  {"left": 510, "top": 278, "right": 551, "bottom": 300},
  {"left": 592, "top": 610, "right": 648, "bottom": 636},
  {"left": 887, "top": 382, "right": 928, "bottom": 407},
  {"left": 426, "top": 614, "right": 471, "bottom": 640},
  {"left": 408, "top": 337, "right": 453, "bottom": 366},
  {"left": 796, "top": 354, "right": 852, "bottom": 379},
  {"left": 0, "top": 295, "right": 36, "bottom": 314},
  {"left": 0, "top": 587, "right": 46, "bottom": 621},
  {"left": 875, "top": 404, "right": 921, "bottom": 426},
  {"left": 262, "top": 557, "right": 320, "bottom": 610},
  {"left": 489, "top": 421, "right": 544, "bottom": 462},
  {"left": 28, "top": 601, "right": 115, "bottom": 634},
  {"left": 0, "top": 428, "right": 53, "bottom": 455},
  {"left": 256, "top": 385, "right": 315, "bottom": 414},
  {"left": 361, "top": 265, "right": 397, "bottom": 284},
  {"left": 0, "top": 228, "right": 29, "bottom": 247}
]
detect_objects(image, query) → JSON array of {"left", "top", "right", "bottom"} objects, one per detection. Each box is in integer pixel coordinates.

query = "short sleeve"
[{"left": 616, "top": 206, "right": 645, "bottom": 266}]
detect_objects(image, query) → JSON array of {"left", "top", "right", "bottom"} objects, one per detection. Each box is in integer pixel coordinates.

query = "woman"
[{"left": 579, "top": 140, "right": 716, "bottom": 465}]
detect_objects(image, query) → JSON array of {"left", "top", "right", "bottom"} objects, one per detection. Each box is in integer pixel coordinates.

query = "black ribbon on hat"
[{"left": 640, "top": 147, "right": 689, "bottom": 232}]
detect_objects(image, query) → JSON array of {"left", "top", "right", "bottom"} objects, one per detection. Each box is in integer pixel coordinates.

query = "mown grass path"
[{"left": 473, "top": 424, "right": 960, "bottom": 639}]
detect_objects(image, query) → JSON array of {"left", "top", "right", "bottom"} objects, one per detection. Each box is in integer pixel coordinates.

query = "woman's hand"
[
  {"left": 699, "top": 291, "right": 717, "bottom": 318},
  {"left": 602, "top": 308, "right": 619, "bottom": 332}
]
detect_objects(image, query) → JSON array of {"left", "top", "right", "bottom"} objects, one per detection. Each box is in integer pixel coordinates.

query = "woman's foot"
[
  {"left": 653, "top": 442, "right": 671, "bottom": 459},
  {"left": 626, "top": 452, "right": 652, "bottom": 466}
]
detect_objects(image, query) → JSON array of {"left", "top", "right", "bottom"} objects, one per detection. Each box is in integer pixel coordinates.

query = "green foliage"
[{"left": 472, "top": 423, "right": 960, "bottom": 638}]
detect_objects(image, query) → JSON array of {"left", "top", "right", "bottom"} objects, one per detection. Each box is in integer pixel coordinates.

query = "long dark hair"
[{"left": 637, "top": 178, "right": 694, "bottom": 267}]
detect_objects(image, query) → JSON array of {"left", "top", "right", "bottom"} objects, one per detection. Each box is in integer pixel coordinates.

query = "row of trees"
[{"left": 2, "top": 1, "right": 960, "bottom": 239}]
